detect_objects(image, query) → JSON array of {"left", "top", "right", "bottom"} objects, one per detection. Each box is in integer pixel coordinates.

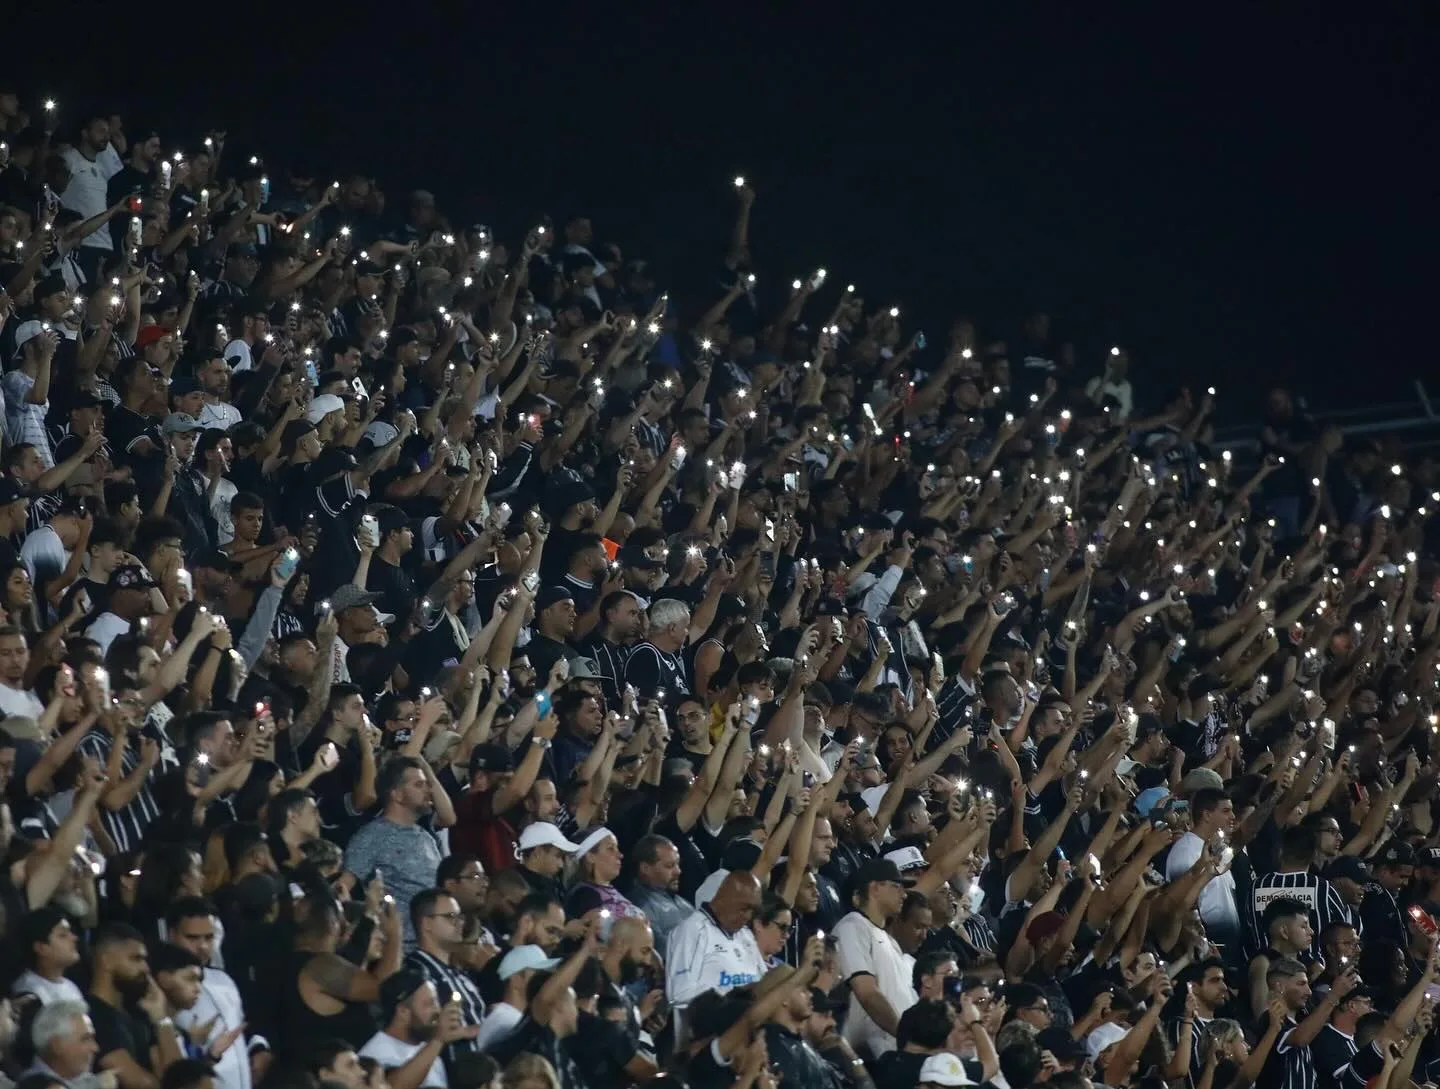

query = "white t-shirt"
[
  {"left": 59, "top": 148, "right": 113, "bottom": 252},
  {"left": 84, "top": 612, "right": 132, "bottom": 657},
  {"left": 833, "top": 909, "right": 918, "bottom": 1059},
  {"left": 1085, "top": 375, "right": 1134, "bottom": 421},
  {"left": 358, "top": 1032, "right": 446, "bottom": 1088},
  {"left": 1166, "top": 831, "right": 1240, "bottom": 935},
  {"left": 96, "top": 143, "right": 124, "bottom": 180},
  {"left": 224, "top": 339, "right": 255, "bottom": 372},
  {"left": 20, "top": 525, "right": 68, "bottom": 589},
  {"left": 11, "top": 970, "right": 85, "bottom": 1006},
  {"left": 173, "top": 968, "right": 255, "bottom": 1089},
  {"left": 665, "top": 906, "right": 766, "bottom": 1012},
  {"left": 199, "top": 401, "right": 243, "bottom": 431},
  {"left": 473, "top": 1002, "right": 523, "bottom": 1051},
  {"left": 0, "top": 682, "right": 45, "bottom": 720}
]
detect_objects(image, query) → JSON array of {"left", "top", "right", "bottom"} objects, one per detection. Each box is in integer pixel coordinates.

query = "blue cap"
[{"left": 1135, "top": 786, "right": 1171, "bottom": 818}]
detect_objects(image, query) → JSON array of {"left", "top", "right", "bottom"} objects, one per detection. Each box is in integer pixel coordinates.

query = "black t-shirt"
[
  {"left": 491, "top": 1020, "right": 590, "bottom": 1089},
  {"left": 88, "top": 993, "right": 156, "bottom": 1072},
  {"left": 106, "top": 166, "right": 150, "bottom": 248},
  {"left": 367, "top": 554, "right": 417, "bottom": 625},
  {"left": 540, "top": 526, "right": 585, "bottom": 583},
  {"left": 764, "top": 1025, "right": 845, "bottom": 1089},
  {"left": 567, "top": 1010, "right": 639, "bottom": 1087},
  {"left": 874, "top": 1050, "right": 975, "bottom": 1089},
  {"left": 687, "top": 1037, "right": 741, "bottom": 1089},
  {"left": 105, "top": 404, "right": 164, "bottom": 485},
  {"left": 654, "top": 812, "right": 713, "bottom": 903}
]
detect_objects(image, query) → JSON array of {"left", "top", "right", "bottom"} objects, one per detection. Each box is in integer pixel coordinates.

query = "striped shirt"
[
  {"left": 931, "top": 674, "right": 977, "bottom": 752},
  {"left": 961, "top": 914, "right": 997, "bottom": 956},
  {"left": 1167, "top": 1014, "right": 1213, "bottom": 1089},
  {"left": 1258, "top": 1011, "right": 1317, "bottom": 1089},
  {"left": 580, "top": 635, "right": 630, "bottom": 706},
  {"left": 404, "top": 948, "right": 486, "bottom": 1066},
  {"left": 1250, "top": 870, "right": 1339, "bottom": 958},
  {"left": 76, "top": 723, "right": 179, "bottom": 852},
  {"left": 2, "top": 371, "right": 54, "bottom": 467},
  {"left": 1312, "top": 1023, "right": 1358, "bottom": 1089}
]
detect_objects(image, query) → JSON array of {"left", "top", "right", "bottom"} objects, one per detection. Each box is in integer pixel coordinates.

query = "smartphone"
[
  {"left": 522, "top": 571, "right": 540, "bottom": 593},
  {"left": 360, "top": 513, "right": 380, "bottom": 547},
  {"left": 783, "top": 472, "right": 799, "bottom": 492},
  {"left": 670, "top": 444, "right": 688, "bottom": 471},
  {"left": 744, "top": 696, "right": 761, "bottom": 725},
  {"left": 276, "top": 547, "right": 300, "bottom": 580}
]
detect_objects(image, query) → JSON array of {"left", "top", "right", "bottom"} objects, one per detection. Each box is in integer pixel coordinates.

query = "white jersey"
[
  {"left": 833, "top": 909, "right": 918, "bottom": 1059},
  {"left": 173, "top": 967, "right": 258, "bottom": 1089},
  {"left": 664, "top": 905, "right": 766, "bottom": 1013}
]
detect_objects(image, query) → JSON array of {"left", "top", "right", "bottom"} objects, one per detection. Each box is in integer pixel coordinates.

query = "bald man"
[
  {"left": 599, "top": 917, "right": 661, "bottom": 1056},
  {"left": 665, "top": 872, "right": 765, "bottom": 1034}
]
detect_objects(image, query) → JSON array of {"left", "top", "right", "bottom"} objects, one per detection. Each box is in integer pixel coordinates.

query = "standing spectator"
[
  {"left": 343, "top": 757, "right": 443, "bottom": 944},
  {"left": 834, "top": 859, "right": 918, "bottom": 1060},
  {"left": 58, "top": 112, "right": 115, "bottom": 280}
]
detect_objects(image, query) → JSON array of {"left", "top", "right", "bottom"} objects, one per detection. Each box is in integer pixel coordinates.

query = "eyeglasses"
[{"left": 427, "top": 911, "right": 464, "bottom": 922}]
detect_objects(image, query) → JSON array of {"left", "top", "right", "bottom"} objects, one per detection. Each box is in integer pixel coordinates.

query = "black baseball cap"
[
  {"left": 1377, "top": 842, "right": 1415, "bottom": 868},
  {"left": 379, "top": 969, "right": 428, "bottom": 1018},
  {"left": 468, "top": 743, "right": 514, "bottom": 776}
]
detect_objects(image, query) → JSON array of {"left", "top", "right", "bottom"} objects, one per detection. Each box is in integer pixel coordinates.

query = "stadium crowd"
[{"left": 3, "top": 87, "right": 1440, "bottom": 1089}]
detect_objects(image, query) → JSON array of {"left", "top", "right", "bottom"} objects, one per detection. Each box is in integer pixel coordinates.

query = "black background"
[{"left": 8, "top": 4, "right": 1436, "bottom": 420}]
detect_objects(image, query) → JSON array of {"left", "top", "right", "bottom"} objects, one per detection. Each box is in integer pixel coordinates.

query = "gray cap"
[{"left": 162, "top": 412, "right": 205, "bottom": 434}]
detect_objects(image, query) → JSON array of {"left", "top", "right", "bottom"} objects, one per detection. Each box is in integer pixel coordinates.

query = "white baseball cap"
[
  {"left": 305, "top": 393, "right": 346, "bottom": 424},
  {"left": 918, "top": 1052, "right": 973, "bottom": 1086},
  {"left": 517, "top": 822, "right": 581, "bottom": 853},
  {"left": 497, "top": 944, "right": 560, "bottom": 980},
  {"left": 1087, "top": 1022, "right": 1130, "bottom": 1061}
]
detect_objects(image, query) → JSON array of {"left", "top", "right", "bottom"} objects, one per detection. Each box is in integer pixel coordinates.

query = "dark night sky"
[{"left": 11, "top": 5, "right": 1437, "bottom": 419}]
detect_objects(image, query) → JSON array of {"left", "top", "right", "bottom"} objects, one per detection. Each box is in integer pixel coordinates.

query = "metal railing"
[{"left": 1211, "top": 380, "right": 1440, "bottom": 455}]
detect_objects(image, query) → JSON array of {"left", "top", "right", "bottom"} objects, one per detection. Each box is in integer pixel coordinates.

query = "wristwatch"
[{"left": 532, "top": 737, "right": 552, "bottom": 750}]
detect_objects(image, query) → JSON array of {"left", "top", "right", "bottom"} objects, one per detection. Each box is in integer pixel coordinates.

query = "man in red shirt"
[{"left": 450, "top": 713, "right": 558, "bottom": 875}]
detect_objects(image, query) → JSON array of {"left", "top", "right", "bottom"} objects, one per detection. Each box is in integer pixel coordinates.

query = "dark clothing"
[
  {"left": 1312, "top": 1024, "right": 1358, "bottom": 1089},
  {"left": 274, "top": 949, "right": 376, "bottom": 1058},
  {"left": 490, "top": 1019, "right": 589, "bottom": 1089},
  {"left": 1256, "top": 1010, "right": 1317, "bottom": 1089},
  {"left": 763, "top": 1024, "right": 846, "bottom": 1089},
  {"left": 88, "top": 993, "right": 156, "bottom": 1074},
  {"left": 567, "top": 1010, "right": 640, "bottom": 1088}
]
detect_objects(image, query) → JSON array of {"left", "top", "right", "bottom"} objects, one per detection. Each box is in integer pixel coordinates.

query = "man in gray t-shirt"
[{"left": 344, "top": 755, "right": 443, "bottom": 944}]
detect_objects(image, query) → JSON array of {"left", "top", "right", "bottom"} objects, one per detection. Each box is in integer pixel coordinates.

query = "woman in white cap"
[{"left": 565, "top": 826, "right": 644, "bottom": 923}]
